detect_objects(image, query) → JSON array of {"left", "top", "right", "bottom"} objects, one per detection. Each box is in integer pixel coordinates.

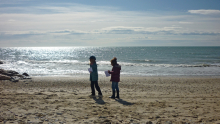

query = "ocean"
[{"left": 0, "top": 47, "right": 220, "bottom": 77}]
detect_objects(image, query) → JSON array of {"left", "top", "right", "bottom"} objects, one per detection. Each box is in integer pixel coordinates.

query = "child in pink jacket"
[{"left": 108, "top": 57, "right": 121, "bottom": 99}]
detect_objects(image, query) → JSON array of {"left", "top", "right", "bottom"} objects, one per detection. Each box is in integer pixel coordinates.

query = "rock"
[
  {"left": 0, "top": 69, "right": 31, "bottom": 81},
  {"left": 0, "top": 61, "right": 3, "bottom": 64},
  {"left": 22, "top": 73, "right": 29, "bottom": 76},
  {"left": 14, "top": 74, "right": 23, "bottom": 77},
  {"left": 10, "top": 77, "right": 19, "bottom": 82},
  {"left": 5, "top": 70, "right": 19, "bottom": 75},
  {"left": 0, "top": 69, "right": 19, "bottom": 76},
  {"left": 0, "top": 74, "right": 11, "bottom": 80}
]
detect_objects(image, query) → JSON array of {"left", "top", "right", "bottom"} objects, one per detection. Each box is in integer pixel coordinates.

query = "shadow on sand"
[
  {"left": 92, "top": 96, "right": 106, "bottom": 105},
  {"left": 115, "top": 99, "right": 133, "bottom": 106}
]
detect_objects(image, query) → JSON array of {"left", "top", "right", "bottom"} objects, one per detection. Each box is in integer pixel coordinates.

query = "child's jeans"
[{"left": 112, "top": 81, "right": 119, "bottom": 91}]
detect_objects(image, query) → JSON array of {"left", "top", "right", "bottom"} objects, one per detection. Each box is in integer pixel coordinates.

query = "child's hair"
[
  {"left": 89, "top": 56, "right": 96, "bottom": 65},
  {"left": 90, "top": 59, "right": 96, "bottom": 65},
  {"left": 111, "top": 57, "right": 117, "bottom": 66}
]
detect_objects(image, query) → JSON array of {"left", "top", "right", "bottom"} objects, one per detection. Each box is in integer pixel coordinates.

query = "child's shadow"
[
  {"left": 93, "top": 97, "right": 106, "bottom": 105},
  {"left": 115, "top": 99, "right": 133, "bottom": 106}
]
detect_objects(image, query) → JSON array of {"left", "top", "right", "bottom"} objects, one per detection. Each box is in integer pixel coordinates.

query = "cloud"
[
  {"left": 188, "top": 9, "right": 220, "bottom": 15},
  {"left": 0, "top": 26, "right": 181, "bottom": 36},
  {"left": 98, "top": 26, "right": 182, "bottom": 35},
  {"left": 0, "top": 2, "right": 119, "bottom": 14},
  {"left": 1, "top": 26, "right": 219, "bottom": 36},
  {"left": 0, "top": 2, "right": 220, "bottom": 46},
  {"left": 180, "top": 31, "right": 220, "bottom": 35},
  {"left": 50, "top": 30, "right": 87, "bottom": 35},
  {"left": 0, "top": 29, "right": 88, "bottom": 36}
]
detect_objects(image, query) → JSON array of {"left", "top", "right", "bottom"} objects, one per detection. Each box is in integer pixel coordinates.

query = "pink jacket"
[{"left": 109, "top": 64, "right": 121, "bottom": 82}]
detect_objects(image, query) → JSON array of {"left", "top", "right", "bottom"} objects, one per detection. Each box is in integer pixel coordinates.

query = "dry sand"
[{"left": 1, "top": 76, "right": 220, "bottom": 124}]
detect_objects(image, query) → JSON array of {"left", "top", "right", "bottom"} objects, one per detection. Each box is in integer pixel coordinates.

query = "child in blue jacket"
[{"left": 89, "top": 56, "right": 102, "bottom": 97}]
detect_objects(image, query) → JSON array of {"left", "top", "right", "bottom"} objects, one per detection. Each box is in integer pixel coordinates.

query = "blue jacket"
[{"left": 90, "top": 63, "right": 98, "bottom": 81}]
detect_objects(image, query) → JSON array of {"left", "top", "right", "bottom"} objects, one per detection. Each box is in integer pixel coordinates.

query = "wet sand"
[{"left": 1, "top": 76, "right": 220, "bottom": 124}]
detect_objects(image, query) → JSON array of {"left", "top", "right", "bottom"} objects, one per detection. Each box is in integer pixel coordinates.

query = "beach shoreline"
[{"left": 1, "top": 76, "right": 220, "bottom": 123}]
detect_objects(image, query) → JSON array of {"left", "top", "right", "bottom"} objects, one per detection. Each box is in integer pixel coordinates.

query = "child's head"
[
  {"left": 110, "top": 57, "right": 117, "bottom": 66},
  {"left": 89, "top": 56, "right": 96, "bottom": 63}
]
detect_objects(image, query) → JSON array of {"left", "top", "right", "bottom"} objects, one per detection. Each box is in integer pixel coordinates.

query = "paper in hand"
[
  {"left": 104, "top": 71, "right": 110, "bottom": 77},
  {"left": 88, "top": 68, "right": 93, "bottom": 72}
]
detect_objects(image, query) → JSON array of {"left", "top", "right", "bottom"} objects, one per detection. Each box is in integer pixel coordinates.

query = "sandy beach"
[{"left": 1, "top": 76, "right": 220, "bottom": 124}]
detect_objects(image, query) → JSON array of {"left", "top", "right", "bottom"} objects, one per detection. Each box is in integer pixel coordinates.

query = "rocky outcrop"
[
  {"left": 0, "top": 69, "right": 31, "bottom": 81},
  {"left": 0, "top": 74, "right": 11, "bottom": 80},
  {"left": 0, "top": 69, "right": 19, "bottom": 76},
  {"left": 0, "top": 60, "right": 3, "bottom": 64}
]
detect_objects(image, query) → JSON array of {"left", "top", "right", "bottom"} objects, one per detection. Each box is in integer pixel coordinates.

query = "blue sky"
[{"left": 0, "top": 0, "right": 220, "bottom": 47}]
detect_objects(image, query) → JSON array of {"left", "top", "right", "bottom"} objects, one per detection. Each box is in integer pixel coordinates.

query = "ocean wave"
[
  {"left": 24, "top": 60, "right": 89, "bottom": 65},
  {"left": 132, "top": 59, "right": 153, "bottom": 62},
  {"left": 4, "top": 59, "right": 218, "bottom": 68},
  {"left": 118, "top": 63, "right": 220, "bottom": 68},
  {"left": 17, "top": 60, "right": 29, "bottom": 65}
]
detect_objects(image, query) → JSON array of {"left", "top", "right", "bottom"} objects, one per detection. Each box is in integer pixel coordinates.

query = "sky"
[{"left": 0, "top": 0, "right": 220, "bottom": 47}]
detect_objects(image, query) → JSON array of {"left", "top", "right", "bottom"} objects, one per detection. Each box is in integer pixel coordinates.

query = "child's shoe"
[
  {"left": 109, "top": 90, "right": 115, "bottom": 99},
  {"left": 116, "top": 90, "right": 120, "bottom": 99}
]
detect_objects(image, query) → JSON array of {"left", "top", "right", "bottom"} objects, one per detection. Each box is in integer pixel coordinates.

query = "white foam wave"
[
  {"left": 14, "top": 60, "right": 220, "bottom": 68},
  {"left": 17, "top": 61, "right": 29, "bottom": 65}
]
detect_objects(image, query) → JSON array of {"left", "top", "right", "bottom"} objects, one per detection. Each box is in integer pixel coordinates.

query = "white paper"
[
  {"left": 88, "top": 68, "right": 93, "bottom": 72},
  {"left": 104, "top": 71, "right": 110, "bottom": 77}
]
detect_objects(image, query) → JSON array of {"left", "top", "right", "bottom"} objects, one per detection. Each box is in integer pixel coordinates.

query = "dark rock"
[
  {"left": 22, "top": 73, "right": 29, "bottom": 76},
  {"left": 0, "top": 69, "right": 31, "bottom": 82},
  {"left": 5, "top": 70, "right": 19, "bottom": 75},
  {"left": 0, "top": 74, "right": 11, "bottom": 80},
  {"left": 0, "top": 61, "right": 3, "bottom": 64},
  {"left": 22, "top": 72, "right": 31, "bottom": 79},
  {"left": 0, "top": 69, "right": 19, "bottom": 76}
]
